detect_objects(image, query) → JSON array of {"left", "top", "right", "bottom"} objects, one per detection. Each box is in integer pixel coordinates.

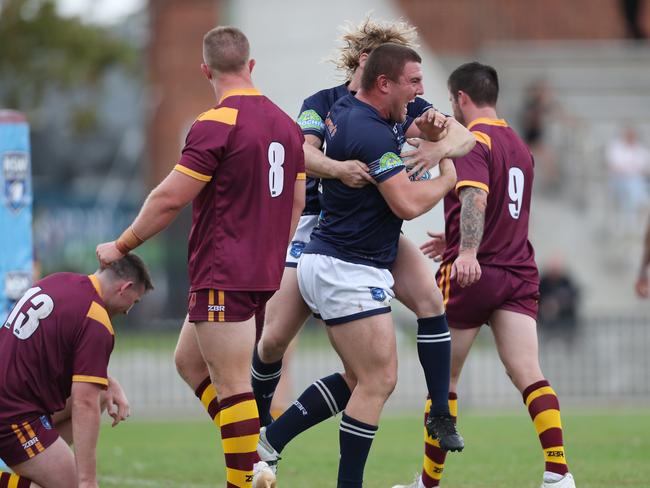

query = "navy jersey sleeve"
[
  {"left": 297, "top": 92, "right": 330, "bottom": 140},
  {"left": 352, "top": 120, "right": 405, "bottom": 183}
]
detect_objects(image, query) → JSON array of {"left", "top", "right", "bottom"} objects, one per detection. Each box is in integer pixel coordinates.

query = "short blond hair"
[
  {"left": 203, "top": 26, "right": 249, "bottom": 73},
  {"left": 332, "top": 16, "right": 419, "bottom": 80}
]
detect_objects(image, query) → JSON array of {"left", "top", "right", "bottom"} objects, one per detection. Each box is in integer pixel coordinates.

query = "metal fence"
[{"left": 111, "top": 314, "right": 650, "bottom": 417}]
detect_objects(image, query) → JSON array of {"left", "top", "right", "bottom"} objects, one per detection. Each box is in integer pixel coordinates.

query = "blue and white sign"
[{"left": 0, "top": 111, "right": 33, "bottom": 321}]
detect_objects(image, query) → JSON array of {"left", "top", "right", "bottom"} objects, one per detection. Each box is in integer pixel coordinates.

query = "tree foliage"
[{"left": 0, "top": 0, "right": 137, "bottom": 110}]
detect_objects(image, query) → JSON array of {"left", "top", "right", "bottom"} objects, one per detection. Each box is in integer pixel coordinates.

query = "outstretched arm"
[
  {"left": 452, "top": 187, "right": 487, "bottom": 287},
  {"left": 378, "top": 158, "right": 457, "bottom": 220},
  {"left": 303, "top": 135, "right": 374, "bottom": 188},
  {"left": 71, "top": 382, "right": 103, "bottom": 488},
  {"left": 96, "top": 171, "right": 206, "bottom": 267},
  {"left": 414, "top": 109, "right": 476, "bottom": 158}
]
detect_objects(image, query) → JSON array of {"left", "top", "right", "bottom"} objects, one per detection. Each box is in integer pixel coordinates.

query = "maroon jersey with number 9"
[{"left": 442, "top": 117, "right": 538, "bottom": 284}]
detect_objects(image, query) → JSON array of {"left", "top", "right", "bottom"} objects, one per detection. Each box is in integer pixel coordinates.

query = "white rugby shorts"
[
  {"left": 285, "top": 214, "right": 319, "bottom": 267},
  {"left": 297, "top": 253, "right": 394, "bottom": 325}
]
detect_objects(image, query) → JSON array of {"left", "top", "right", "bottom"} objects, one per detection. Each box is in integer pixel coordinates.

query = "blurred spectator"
[
  {"left": 635, "top": 214, "right": 650, "bottom": 298},
  {"left": 538, "top": 254, "right": 581, "bottom": 344},
  {"left": 519, "top": 80, "right": 560, "bottom": 193},
  {"left": 606, "top": 126, "right": 650, "bottom": 230},
  {"left": 620, "top": 0, "right": 647, "bottom": 39}
]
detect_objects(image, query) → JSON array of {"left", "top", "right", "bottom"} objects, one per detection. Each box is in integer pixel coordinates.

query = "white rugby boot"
[
  {"left": 252, "top": 460, "right": 276, "bottom": 488},
  {"left": 541, "top": 473, "right": 576, "bottom": 488},
  {"left": 257, "top": 426, "right": 281, "bottom": 475},
  {"left": 391, "top": 474, "right": 424, "bottom": 488}
]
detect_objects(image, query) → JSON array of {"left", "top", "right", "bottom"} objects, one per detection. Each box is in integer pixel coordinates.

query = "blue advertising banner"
[{"left": 0, "top": 110, "right": 33, "bottom": 322}]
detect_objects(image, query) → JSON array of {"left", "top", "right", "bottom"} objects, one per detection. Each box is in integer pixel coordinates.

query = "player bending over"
[{"left": 0, "top": 255, "right": 152, "bottom": 488}]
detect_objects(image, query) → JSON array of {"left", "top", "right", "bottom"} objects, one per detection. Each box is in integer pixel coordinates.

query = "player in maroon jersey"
[
  {"left": 0, "top": 255, "right": 152, "bottom": 488},
  {"left": 394, "top": 63, "right": 576, "bottom": 488},
  {"left": 96, "top": 26, "right": 304, "bottom": 488}
]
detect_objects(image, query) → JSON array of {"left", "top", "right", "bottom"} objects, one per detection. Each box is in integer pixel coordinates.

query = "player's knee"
[
  {"left": 364, "top": 368, "right": 397, "bottom": 399},
  {"left": 174, "top": 348, "right": 207, "bottom": 387},
  {"left": 408, "top": 287, "right": 445, "bottom": 318},
  {"left": 258, "top": 331, "right": 289, "bottom": 363}
]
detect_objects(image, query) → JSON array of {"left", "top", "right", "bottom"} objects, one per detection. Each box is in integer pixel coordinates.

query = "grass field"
[{"left": 96, "top": 409, "right": 650, "bottom": 488}]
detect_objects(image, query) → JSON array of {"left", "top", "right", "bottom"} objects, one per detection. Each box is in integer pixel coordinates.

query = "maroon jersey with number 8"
[{"left": 174, "top": 89, "right": 306, "bottom": 292}]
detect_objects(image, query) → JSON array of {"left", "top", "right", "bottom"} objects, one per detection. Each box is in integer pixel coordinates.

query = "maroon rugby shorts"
[
  {"left": 0, "top": 415, "right": 58, "bottom": 466},
  {"left": 187, "top": 289, "right": 274, "bottom": 333},
  {"left": 436, "top": 263, "right": 539, "bottom": 329}
]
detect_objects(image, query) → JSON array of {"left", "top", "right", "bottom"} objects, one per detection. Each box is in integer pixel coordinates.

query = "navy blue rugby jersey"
[
  {"left": 296, "top": 84, "right": 432, "bottom": 216},
  {"left": 304, "top": 94, "right": 410, "bottom": 269}
]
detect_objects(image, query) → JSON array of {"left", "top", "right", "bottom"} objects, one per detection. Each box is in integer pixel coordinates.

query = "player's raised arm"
[
  {"left": 378, "top": 158, "right": 457, "bottom": 221},
  {"left": 303, "top": 135, "right": 373, "bottom": 188},
  {"left": 96, "top": 170, "right": 207, "bottom": 267},
  {"left": 416, "top": 110, "right": 476, "bottom": 158},
  {"left": 71, "top": 382, "right": 103, "bottom": 488}
]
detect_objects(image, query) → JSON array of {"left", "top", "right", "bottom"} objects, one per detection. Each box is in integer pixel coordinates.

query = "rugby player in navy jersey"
[
  {"left": 259, "top": 43, "right": 462, "bottom": 488},
  {"left": 252, "top": 20, "right": 474, "bottom": 469}
]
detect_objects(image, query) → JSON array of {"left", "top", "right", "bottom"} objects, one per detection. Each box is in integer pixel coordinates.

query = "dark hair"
[
  {"left": 360, "top": 42, "right": 422, "bottom": 91},
  {"left": 203, "top": 26, "right": 250, "bottom": 73},
  {"left": 448, "top": 62, "right": 499, "bottom": 107},
  {"left": 108, "top": 254, "right": 154, "bottom": 291}
]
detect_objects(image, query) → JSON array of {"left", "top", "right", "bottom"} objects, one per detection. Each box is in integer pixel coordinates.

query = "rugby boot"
[
  {"left": 257, "top": 426, "right": 281, "bottom": 475},
  {"left": 541, "top": 473, "right": 576, "bottom": 488},
  {"left": 425, "top": 412, "right": 464, "bottom": 452},
  {"left": 391, "top": 474, "right": 422, "bottom": 488}
]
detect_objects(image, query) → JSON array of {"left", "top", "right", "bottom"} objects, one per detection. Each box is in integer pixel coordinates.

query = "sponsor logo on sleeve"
[
  {"left": 297, "top": 109, "right": 325, "bottom": 132},
  {"left": 3, "top": 152, "right": 29, "bottom": 212},
  {"left": 373, "top": 152, "right": 403, "bottom": 176}
]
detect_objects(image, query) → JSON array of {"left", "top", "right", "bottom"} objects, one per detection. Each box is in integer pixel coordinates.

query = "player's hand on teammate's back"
[
  {"left": 415, "top": 108, "right": 449, "bottom": 142},
  {"left": 105, "top": 376, "right": 131, "bottom": 427},
  {"left": 451, "top": 251, "right": 482, "bottom": 287},
  {"left": 96, "top": 242, "right": 125, "bottom": 269},
  {"left": 337, "top": 159, "right": 374, "bottom": 188},
  {"left": 420, "top": 231, "right": 446, "bottom": 262},
  {"left": 402, "top": 138, "right": 446, "bottom": 179}
]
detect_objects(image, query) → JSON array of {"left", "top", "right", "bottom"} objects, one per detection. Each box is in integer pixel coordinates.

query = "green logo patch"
[
  {"left": 378, "top": 152, "right": 403, "bottom": 172},
  {"left": 297, "top": 110, "right": 324, "bottom": 131}
]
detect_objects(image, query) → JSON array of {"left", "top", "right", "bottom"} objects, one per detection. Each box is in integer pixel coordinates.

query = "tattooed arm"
[{"left": 452, "top": 186, "right": 488, "bottom": 287}]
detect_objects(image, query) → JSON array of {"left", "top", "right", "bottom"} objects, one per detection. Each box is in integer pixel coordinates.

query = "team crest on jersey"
[
  {"left": 40, "top": 415, "right": 53, "bottom": 430},
  {"left": 370, "top": 287, "right": 386, "bottom": 302},
  {"left": 289, "top": 240, "right": 306, "bottom": 259},
  {"left": 297, "top": 110, "right": 324, "bottom": 132},
  {"left": 3, "top": 152, "right": 29, "bottom": 212}
]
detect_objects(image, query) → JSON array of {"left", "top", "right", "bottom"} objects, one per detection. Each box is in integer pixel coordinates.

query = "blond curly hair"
[{"left": 332, "top": 15, "right": 419, "bottom": 80}]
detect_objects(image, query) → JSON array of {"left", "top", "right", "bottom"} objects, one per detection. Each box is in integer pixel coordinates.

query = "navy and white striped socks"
[
  {"left": 251, "top": 346, "right": 283, "bottom": 427},
  {"left": 338, "top": 413, "right": 378, "bottom": 488},
  {"left": 417, "top": 315, "right": 452, "bottom": 417},
  {"left": 265, "top": 372, "right": 351, "bottom": 453}
]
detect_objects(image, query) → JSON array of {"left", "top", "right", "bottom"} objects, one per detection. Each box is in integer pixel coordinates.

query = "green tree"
[{"left": 0, "top": 0, "right": 136, "bottom": 115}]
